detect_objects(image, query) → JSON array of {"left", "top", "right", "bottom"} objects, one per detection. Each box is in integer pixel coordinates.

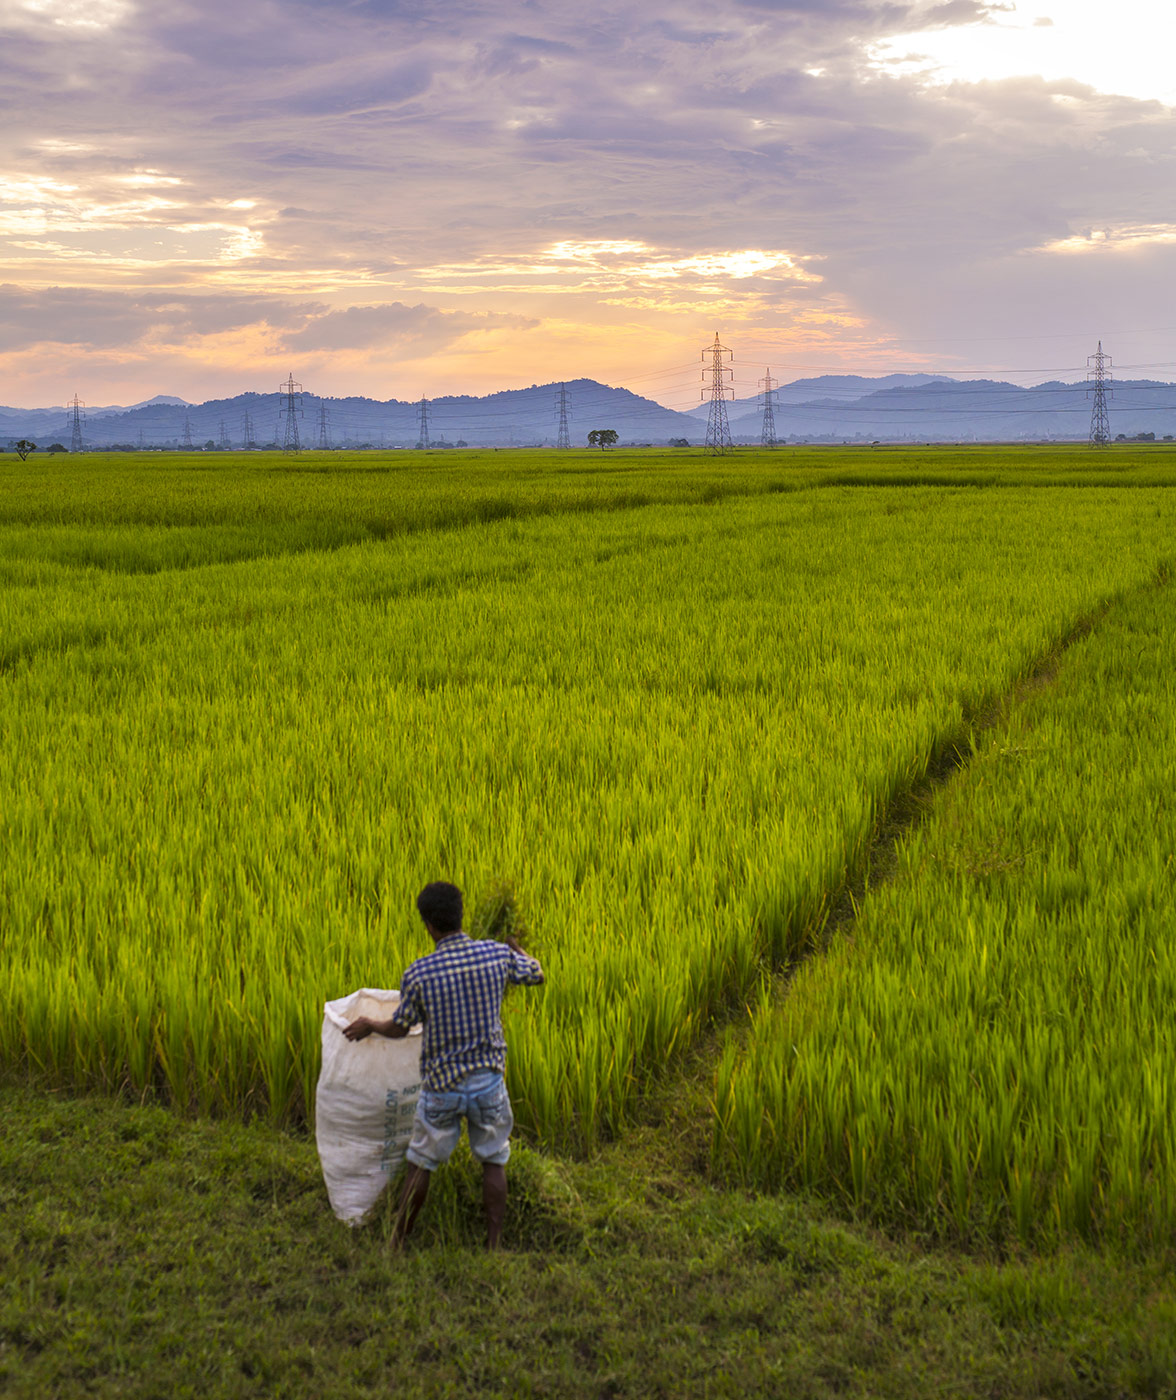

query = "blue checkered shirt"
[{"left": 390, "top": 934, "right": 545, "bottom": 1090}]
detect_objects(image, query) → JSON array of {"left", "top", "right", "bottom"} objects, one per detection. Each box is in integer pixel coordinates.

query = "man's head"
[{"left": 417, "top": 881, "right": 463, "bottom": 937}]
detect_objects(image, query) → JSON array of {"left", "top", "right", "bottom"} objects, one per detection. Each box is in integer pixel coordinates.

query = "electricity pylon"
[
  {"left": 1087, "top": 341, "right": 1112, "bottom": 448},
  {"left": 317, "top": 400, "right": 330, "bottom": 450},
  {"left": 555, "top": 382, "right": 572, "bottom": 449},
  {"left": 242, "top": 408, "right": 257, "bottom": 450},
  {"left": 67, "top": 394, "right": 85, "bottom": 454},
  {"left": 181, "top": 413, "right": 194, "bottom": 449},
  {"left": 218, "top": 418, "right": 231, "bottom": 450},
  {"left": 417, "top": 396, "right": 430, "bottom": 449},
  {"left": 701, "top": 333, "right": 734, "bottom": 454},
  {"left": 280, "top": 373, "right": 303, "bottom": 453},
  {"left": 758, "top": 369, "right": 779, "bottom": 448}
]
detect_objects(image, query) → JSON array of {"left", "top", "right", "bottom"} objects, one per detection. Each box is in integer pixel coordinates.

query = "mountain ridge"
[{"left": 3, "top": 375, "right": 1175, "bottom": 446}]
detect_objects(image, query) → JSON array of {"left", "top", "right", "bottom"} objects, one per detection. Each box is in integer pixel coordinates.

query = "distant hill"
[
  {"left": 0, "top": 381, "right": 700, "bottom": 449},
  {"left": 4, "top": 375, "right": 1176, "bottom": 448},
  {"left": 689, "top": 374, "right": 953, "bottom": 418},
  {"left": 0, "top": 395, "right": 190, "bottom": 439},
  {"left": 724, "top": 376, "right": 1176, "bottom": 442}
]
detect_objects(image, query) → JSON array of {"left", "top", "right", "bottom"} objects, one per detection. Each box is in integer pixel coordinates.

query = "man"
[{"left": 343, "top": 881, "right": 544, "bottom": 1249}]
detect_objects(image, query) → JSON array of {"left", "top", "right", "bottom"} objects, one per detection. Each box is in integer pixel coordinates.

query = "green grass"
[
  {"left": 6, "top": 447, "right": 1176, "bottom": 1393},
  {"left": 3, "top": 1080, "right": 1176, "bottom": 1399},
  {"left": 713, "top": 566, "right": 1176, "bottom": 1245},
  {"left": 1, "top": 444, "right": 1174, "bottom": 573},
  {"left": 4, "top": 458, "right": 1176, "bottom": 1143}
]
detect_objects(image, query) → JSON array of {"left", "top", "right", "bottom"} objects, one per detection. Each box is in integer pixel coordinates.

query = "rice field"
[
  {"left": 2, "top": 447, "right": 1175, "bottom": 1180},
  {"left": 711, "top": 566, "right": 1176, "bottom": 1244}
]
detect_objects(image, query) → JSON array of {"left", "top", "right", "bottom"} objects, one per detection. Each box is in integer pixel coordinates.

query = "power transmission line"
[
  {"left": 280, "top": 373, "right": 303, "bottom": 453},
  {"left": 702, "top": 333, "right": 734, "bottom": 455},
  {"left": 555, "top": 383, "right": 571, "bottom": 449},
  {"left": 758, "top": 369, "right": 779, "bottom": 448},
  {"left": 417, "top": 396, "right": 430, "bottom": 448},
  {"left": 67, "top": 393, "right": 85, "bottom": 454},
  {"left": 1087, "top": 341, "right": 1112, "bottom": 448}
]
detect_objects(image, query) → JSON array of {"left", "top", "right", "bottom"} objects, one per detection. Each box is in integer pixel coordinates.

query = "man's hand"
[
  {"left": 343, "top": 1016, "right": 410, "bottom": 1041},
  {"left": 504, "top": 934, "right": 544, "bottom": 985}
]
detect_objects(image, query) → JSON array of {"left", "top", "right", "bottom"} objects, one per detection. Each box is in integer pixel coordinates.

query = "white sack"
[{"left": 315, "top": 988, "right": 423, "bottom": 1224}]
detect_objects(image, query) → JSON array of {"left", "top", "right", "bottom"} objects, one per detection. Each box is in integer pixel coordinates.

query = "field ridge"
[
  {"left": 713, "top": 561, "right": 1176, "bottom": 1243},
  {"left": 812, "top": 589, "right": 1133, "bottom": 960}
]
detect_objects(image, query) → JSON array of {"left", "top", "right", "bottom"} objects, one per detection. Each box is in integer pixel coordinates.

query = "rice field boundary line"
[
  {"left": 812, "top": 597, "right": 1130, "bottom": 960},
  {"left": 673, "top": 564, "right": 1167, "bottom": 1120},
  {"left": 777, "top": 556, "right": 1167, "bottom": 991},
  {"left": 593, "top": 599, "right": 1125, "bottom": 1167},
  {"left": 0, "top": 624, "right": 127, "bottom": 683},
  {"left": 12, "top": 466, "right": 1176, "bottom": 582},
  {"left": 0, "top": 478, "right": 795, "bottom": 581},
  {"left": 0, "top": 562, "right": 510, "bottom": 688},
  {"left": 710, "top": 559, "right": 1176, "bottom": 1236},
  {"left": 0, "top": 547, "right": 548, "bottom": 686},
  {"left": 0, "top": 508, "right": 734, "bottom": 688},
  {"left": 671, "top": 563, "right": 1175, "bottom": 1196}
]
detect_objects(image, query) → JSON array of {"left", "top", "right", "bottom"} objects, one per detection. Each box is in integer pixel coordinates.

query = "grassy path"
[{"left": 3, "top": 1079, "right": 1176, "bottom": 1399}]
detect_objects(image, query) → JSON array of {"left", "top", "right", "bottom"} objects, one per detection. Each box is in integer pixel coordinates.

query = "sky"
[{"left": 2, "top": 0, "right": 1175, "bottom": 409}]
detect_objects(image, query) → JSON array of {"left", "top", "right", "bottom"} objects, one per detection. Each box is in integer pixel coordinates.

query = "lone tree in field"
[
  {"left": 587, "top": 429, "right": 618, "bottom": 450},
  {"left": 14, "top": 440, "right": 36, "bottom": 461}
]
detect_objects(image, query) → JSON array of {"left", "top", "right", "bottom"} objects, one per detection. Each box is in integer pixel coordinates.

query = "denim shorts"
[{"left": 406, "top": 1069, "right": 514, "bottom": 1171}]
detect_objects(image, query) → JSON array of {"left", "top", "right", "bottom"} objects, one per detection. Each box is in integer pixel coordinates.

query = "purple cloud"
[
  {"left": 280, "top": 302, "right": 537, "bottom": 352},
  {"left": 1, "top": 0, "right": 1173, "bottom": 400}
]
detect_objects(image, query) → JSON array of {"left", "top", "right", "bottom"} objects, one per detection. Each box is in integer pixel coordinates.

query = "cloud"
[
  {"left": 274, "top": 61, "right": 435, "bottom": 118},
  {"left": 279, "top": 302, "right": 537, "bottom": 352},
  {"left": 417, "top": 240, "right": 823, "bottom": 288},
  {"left": 0, "top": 285, "right": 310, "bottom": 351},
  {"left": 0, "top": 161, "right": 269, "bottom": 274},
  {"left": 2, "top": 0, "right": 134, "bottom": 32},
  {"left": 1, "top": 0, "right": 1175, "bottom": 403},
  {"left": 1034, "top": 224, "right": 1176, "bottom": 255},
  {"left": 0, "top": 283, "right": 539, "bottom": 358}
]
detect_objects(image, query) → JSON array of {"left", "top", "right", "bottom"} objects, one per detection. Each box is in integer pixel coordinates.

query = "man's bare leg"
[
  {"left": 391, "top": 1164, "right": 431, "bottom": 1247},
  {"left": 483, "top": 1164, "right": 507, "bottom": 1250}
]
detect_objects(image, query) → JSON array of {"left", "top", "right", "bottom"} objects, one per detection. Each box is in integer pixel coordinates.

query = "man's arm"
[
  {"left": 344, "top": 976, "right": 422, "bottom": 1041},
  {"left": 505, "top": 936, "right": 544, "bottom": 985},
  {"left": 343, "top": 1016, "right": 409, "bottom": 1041}
]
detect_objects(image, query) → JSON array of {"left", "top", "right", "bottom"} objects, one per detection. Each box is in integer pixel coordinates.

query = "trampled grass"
[
  {"left": 8, "top": 1080, "right": 1176, "bottom": 1399},
  {"left": 712, "top": 567, "right": 1176, "bottom": 1244},
  {"left": 2, "top": 449, "right": 1175, "bottom": 1157}
]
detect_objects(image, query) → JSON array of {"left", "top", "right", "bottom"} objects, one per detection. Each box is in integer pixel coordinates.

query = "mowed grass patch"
[{"left": 3, "top": 1081, "right": 1176, "bottom": 1399}]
